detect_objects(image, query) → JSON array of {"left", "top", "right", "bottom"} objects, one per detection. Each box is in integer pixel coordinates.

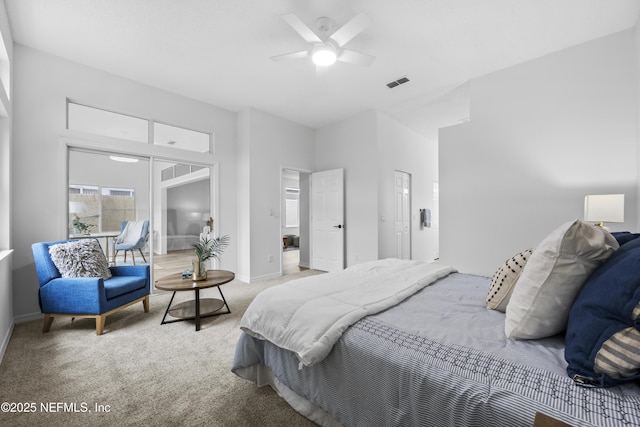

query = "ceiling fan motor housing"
[{"left": 311, "top": 42, "right": 338, "bottom": 66}]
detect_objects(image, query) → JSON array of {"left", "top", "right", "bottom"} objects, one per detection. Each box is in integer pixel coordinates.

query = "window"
[
  {"left": 160, "top": 163, "right": 207, "bottom": 181},
  {"left": 154, "top": 122, "right": 210, "bottom": 153},
  {"left": 285, "top": 187, "right": 300, "bottom": 228},
  {"left": 285, "top": 199, "right": 299, "bottom": 227},
  {"left": 68, "top": 103, "right": 148, "bottom": 143},
  {"left": 67, "top": 101, "right": 213, "bottom": 154},
  {"left": 69, "top": 184, "right": 135, "bottom": 234}
]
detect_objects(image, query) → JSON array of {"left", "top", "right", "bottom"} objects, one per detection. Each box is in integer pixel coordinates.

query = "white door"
[
  {"left": 311, "top": 168, "right": 344, "bottom": 272},
  {"left": 394, "top": 171, "right": 411, "bottom": 260},
  {"left": 433, "top": 181, "right": 439, "bottom": 260}
]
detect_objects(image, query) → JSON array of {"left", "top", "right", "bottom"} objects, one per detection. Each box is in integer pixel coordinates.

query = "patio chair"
[{"left": 114, "top": 220, "right": 149, "bottom": 265}]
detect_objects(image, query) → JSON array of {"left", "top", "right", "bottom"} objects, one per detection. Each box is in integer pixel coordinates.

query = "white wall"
[
  {"left": 237, "top": 108, "right": 315, "bottom": 281},
  {"left": 377, "top": 112, "right": 439, "bottom": 262},
  {"left": 0, "top": 251, "right": 12, "bottom": 363},
  {"left": 439, "top": 29, "right": 638, "bottom": 276},
  {"left": 636, "top": 17, "right": 640, "bottom": 226},
  {"left": 0, "top": 0, "right": 14, "bottom": 362},
  {"left": 315, "top": 111, "right": 380, "bottom": 266},
  {"left": 314, "top": 110, "right": 440, "bottom": 267},
  {"left": 12, "top": 45, "right": 238, "bottom": 319},
  {"left": 236, "top": 109, "right": 251, "bottom": 282},
  {"left": 0, "top": 1, "right": 11, "bottom": 252}
]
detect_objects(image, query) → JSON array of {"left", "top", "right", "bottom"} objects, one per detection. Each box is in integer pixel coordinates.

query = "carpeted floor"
[{"left": 0, "top": 270, "right": 323, "bottom": 427}]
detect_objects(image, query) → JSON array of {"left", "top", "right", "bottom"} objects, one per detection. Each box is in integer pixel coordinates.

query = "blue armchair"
[
  {"left": 114, "top": 220, "right": 149, "bottom": 265},
  {"left": 32, "top": 240, "right": 151, "bottom": 335}
]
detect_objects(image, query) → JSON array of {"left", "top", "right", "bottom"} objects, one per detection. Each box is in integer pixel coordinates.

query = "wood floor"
[
  {"left": 115, "top": 248, "right": 306, "bottom": 283},
  {"left": 152, "top": 249, "right": 195, "bottom": 281},
  {"left": 283, "top": 249, "right": 304, "bottom": 275}
]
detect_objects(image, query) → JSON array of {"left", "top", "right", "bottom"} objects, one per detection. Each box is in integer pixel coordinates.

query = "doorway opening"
[
  {"left": 152, "top": 160, "right": 214, "bottom": 282},
  {"left": 281, "top": 168, "right": 310, "bottom": 275}
]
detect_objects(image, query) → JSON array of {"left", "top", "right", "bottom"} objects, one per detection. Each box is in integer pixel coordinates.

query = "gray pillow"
[{"left": 49, "top": 240, "right": 112, "bottom": 280}]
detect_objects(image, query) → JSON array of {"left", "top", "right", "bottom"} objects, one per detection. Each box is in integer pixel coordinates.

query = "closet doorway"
[{"left": 281, "top": 168, "right": 310, "bottom": 275}]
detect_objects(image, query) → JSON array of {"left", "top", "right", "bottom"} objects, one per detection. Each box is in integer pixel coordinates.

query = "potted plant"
[
  {"left": 192, "top": 235, "right": 230, "bottom": 280},
  {"left": 71, "top": 214, "right": 96, "bottom": 235}
]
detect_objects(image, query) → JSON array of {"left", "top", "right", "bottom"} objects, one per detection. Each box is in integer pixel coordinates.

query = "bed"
[{"left": 232, "top": 221, "right": 640, "bottom": 426}]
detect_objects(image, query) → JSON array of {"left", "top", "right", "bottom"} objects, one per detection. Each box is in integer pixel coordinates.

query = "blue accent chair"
[
  {"left": 32, "top": 240, "right": 151, "bottom": 335},
  {"left": 114, "top": 220, "right": 149, "bottom": 265}
]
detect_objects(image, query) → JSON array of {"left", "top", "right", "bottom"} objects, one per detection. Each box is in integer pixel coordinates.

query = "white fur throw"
[{"left": 49, "top": 240, "right": 112, "bottom": 280}]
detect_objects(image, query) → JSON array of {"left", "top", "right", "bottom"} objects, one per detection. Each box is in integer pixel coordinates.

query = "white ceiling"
[{"left": 5, "top": 0, "right": 640, "bottom": 139}]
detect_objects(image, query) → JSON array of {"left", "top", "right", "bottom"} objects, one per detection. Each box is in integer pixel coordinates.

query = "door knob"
[{"left": 333, "top": 225, "right": 343, "bottom": 229}]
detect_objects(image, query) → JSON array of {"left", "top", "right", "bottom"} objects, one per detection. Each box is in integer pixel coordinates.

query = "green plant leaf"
[{"left": 193, "top": 235, "right": 230, "bottom": 262}]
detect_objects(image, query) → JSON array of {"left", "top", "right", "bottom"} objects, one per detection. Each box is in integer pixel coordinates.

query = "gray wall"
[{"left": 167, "top": 179, "right": 209, "bottom": 236}]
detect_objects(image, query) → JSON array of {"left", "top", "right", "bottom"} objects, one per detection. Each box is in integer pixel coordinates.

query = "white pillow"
[
  {"left": 49, "top": 239, "right": 112, "bottom": 280},
  {"left": 486, "top": 249, "right": 533, "bottom": 312},
  {"left": 505, "top": 220, "right": 618, "bottom": 340}
]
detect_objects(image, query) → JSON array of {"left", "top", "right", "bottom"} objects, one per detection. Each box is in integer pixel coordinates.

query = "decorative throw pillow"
[
  {"left": 611, "top": 231, "right": 640, "bottom": 247},
  {"left": 565, "top": 237, "right": 640, "bottom": 387},
  {"left": 49, "top": 239, "right": 112, "bottom": 280},
  {"left": 504, "top": 219, "right": 618, "bottom": 340},
  {"left": 486, "top": 249, "right": 533, "bottom": 312}
]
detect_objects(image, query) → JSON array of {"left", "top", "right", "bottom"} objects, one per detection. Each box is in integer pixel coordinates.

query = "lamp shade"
[{"left": 584, "top": 194, "right": 624, "bottom": 223}]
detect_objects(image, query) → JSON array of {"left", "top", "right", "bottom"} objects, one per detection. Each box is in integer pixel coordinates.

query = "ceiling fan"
[{"left": 271, "top": 12, "right": 375, "bottom": 68}]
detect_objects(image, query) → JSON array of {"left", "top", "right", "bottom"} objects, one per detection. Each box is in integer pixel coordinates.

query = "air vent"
[{"left": 386, "top": 76, "right": 410, "bottom": 89}]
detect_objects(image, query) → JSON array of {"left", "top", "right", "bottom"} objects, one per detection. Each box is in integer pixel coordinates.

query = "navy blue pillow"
[
  {"left": 611, "top": 231, "right": 640, "bottom": 246},
  {"left": 565, "top": 238, "right": 640, "bottom": 387}
]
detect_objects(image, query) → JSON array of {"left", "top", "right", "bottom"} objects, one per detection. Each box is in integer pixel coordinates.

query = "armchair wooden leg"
[
  {"left": 142, "top": 295, "right": 150, "bottom": 313},
  {"left": 138, "top": 249, "right": 147, "bottom": 263},
  {"left": 95, "top": 315, "right": 106, "bottom": 335},
  {"left": 43, "top": 314, "right": 53, "bottom": 333}
]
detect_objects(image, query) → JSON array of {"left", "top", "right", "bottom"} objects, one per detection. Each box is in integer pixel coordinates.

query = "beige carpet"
[{"left": 0, "top": 270, "right": 323, "bottom": 427}]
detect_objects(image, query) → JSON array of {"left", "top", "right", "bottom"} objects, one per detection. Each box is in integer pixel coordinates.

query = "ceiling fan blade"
[
  {"left": 270, "top": 50, "right": 310, "bottom": 61},
  {"left": 338, "top": 49, "right": 375, "bottom": 66},
  {"left": 328, "top": 12, "right": 371, "bottom": 47},
  {"left": 281, "top": 13, "right": 322, "bottom": 44}
]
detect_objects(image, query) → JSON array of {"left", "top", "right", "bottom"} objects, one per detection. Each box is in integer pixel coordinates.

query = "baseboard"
[
  {"left": 236, "top": 274, "right": 250, "bottom": 284},
  {"left": 250, "top": 272, "right": 282, "bottom": 282},
  {"left": 14, "top": 311, "right": 42, "bottom": 324},
  {"left": 0, "top": 319, "right": 14, "bottom": 364}
]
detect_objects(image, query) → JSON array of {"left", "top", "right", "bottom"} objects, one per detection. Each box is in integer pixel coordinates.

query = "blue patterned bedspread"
[{"left": 232, "top": 273, "right": 640, "bottom": 426}]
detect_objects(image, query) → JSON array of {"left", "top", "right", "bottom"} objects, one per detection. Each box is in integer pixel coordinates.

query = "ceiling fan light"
[{"left": 311, "top": 45, "right": 337, "bottom": 66}]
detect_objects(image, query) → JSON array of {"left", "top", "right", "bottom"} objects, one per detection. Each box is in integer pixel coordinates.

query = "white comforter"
[{"left": 240, "top": 258, "right": 456, "bottom": 367}]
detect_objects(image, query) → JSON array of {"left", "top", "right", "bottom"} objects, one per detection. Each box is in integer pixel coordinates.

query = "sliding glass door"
[
  {"left": 68, "top": 148, "right": 214, "bottom": 283},
  {"left": 152, "top": 160, "right": 211, "bottom": 281},
  {"left": 68, "top": 149, "right": 150, "bottom": 265}
]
